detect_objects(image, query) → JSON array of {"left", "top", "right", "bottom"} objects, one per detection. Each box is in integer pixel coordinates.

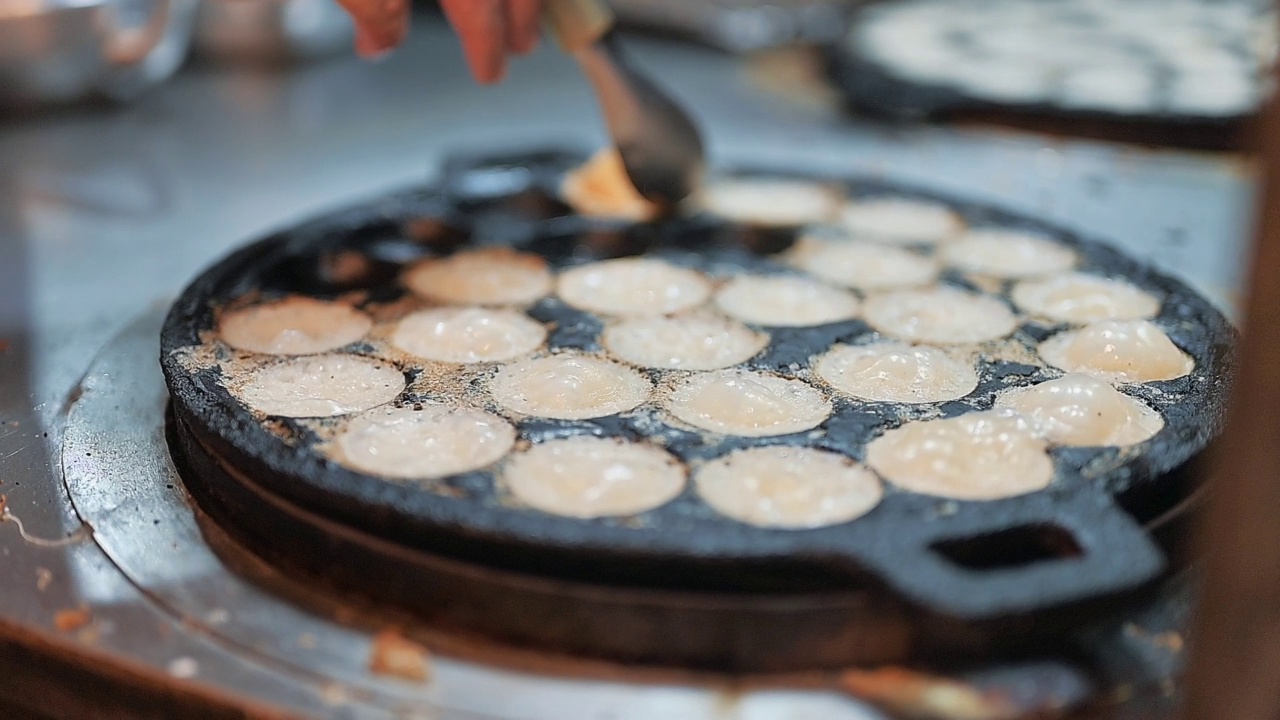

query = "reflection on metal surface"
[{"left": 23, "top": 160, "right": 174, "bottom": 219}]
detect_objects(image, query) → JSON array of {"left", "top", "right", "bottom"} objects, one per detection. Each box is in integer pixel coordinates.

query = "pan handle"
[{"left": 854, "top": 489, "right": 1166, "bottom": 620}]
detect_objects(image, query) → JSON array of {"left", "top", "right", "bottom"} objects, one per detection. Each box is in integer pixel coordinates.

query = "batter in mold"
[
  {"left": 997, "top": 373, "right": 1164, "bottom": 447},
  {"left": 941, "top": 228, "right": 1077, "bottom": 279},
  {"left": 333, "top": 405, "right": 516, "bottom": 479},
  {"left": 1038, "top": 320, "right": 1194, "bottom": 383},
  {"left": 219, "top": 296, "right": 372, "bottom": 356},
  {"left": 837, "top": 197, "right": 963, "bottom": 244},
  {"left": 391, "top": 307, "right": 546, "bottom": 364},
  {"left": 789, "top": 236, "right": 940, "bottom": 291},
  {"left": 867, "top": 411, "right": 1053, "bottom": 500},
  {"left": 233, "top": 354, "right": 405, "bottom": 418},
  {"left": 699, "top": 177, "right": 841, "bottom": 227},
  {"left": 503, "top": 437, "right": 686, "bottom": 518},
  {"left": 665, "top": 369, "right": 832, "bottom": 437},
  {"left": 696, "top": 446, "right": 883, "bottom": 528},
  {"left": 815, "top": 342, "right": 978, "bottom": 404},
  {"left": 490, "top": 353, "right": 652, "bottom": 420},
  {"left": 714, "top": 275, "right": 861, "bottom": 328},
  {"left": 556, "top": 257, "right": 711, "bottom": 317},
  {"left": 602, "top": 312, "right": 768, "bottom": 371},
  {"left": 1012, "top": 273, "right": 1161, "bottom": 324},
  {"left": 864, "top": 287, "right": 1018, "bottom": 345},
  {"left": 403, "top": 248, "right": 553, "bottom": 306}
]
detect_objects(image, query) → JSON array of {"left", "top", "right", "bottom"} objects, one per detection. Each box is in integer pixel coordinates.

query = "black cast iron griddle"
[
  {"left": 824, "top": 41, "right": 1253, "bottom": 128},
  {"left": 161, "top": 148, "right": 1234, "bottom": 670},
  {"left": 823, "top": 1, "right": 1259, "bottom": 149}
]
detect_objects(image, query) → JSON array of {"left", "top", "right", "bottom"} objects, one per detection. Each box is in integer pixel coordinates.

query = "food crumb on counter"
[
  {"left": 1124, "top": 623, "right": 1185, "bottom": 652},
  {"left": 369, "top": 629, "right": 432, "bottom": 682},
  {"left": 840, "top": 667, "right": 1020, "bottom": 720},
  {"left": 53, "top": 606, "right": 93, "bottom": 633}
]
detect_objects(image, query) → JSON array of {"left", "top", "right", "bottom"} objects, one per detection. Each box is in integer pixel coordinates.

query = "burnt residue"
[
  {"left": 527, "top": 298, "right": 604, "bottom": 352},
  {"left": 160, "top": 149, "right": 1235, "bottom": 627},
  {"left": 753, "top": 321, "right": 870, "bottom": 370}
]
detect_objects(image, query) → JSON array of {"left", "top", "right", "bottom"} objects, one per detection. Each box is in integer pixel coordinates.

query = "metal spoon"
[{"left": 543, "top": 0, "right": 705, "bottom": 211}]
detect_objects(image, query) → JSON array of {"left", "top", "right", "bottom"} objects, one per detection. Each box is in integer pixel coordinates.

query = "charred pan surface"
[{"left": 161, "top": 149, "right": 1235, "bottom": 642}]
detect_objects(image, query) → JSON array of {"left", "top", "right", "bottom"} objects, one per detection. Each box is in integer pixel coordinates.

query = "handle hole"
[{"left": 930, "top": 523, "right": 1083, "bottom": 571}]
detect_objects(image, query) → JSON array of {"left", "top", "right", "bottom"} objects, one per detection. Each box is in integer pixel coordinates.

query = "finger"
[
  {"left": 355, "top": 25, "right": 383, "bottom": 58},
  {"left": 338, "top": 0, "right": 408, "bottom": 55},
  {"left": 385, "top": 1, "right": 411, "bottom": 49},
  {"left": 441, "top": 0, "right": 508, "bottom": 84},
  {"left": 505, "top": 0, "right": 542, "bottom": 55},
  {"left": 336, "top": 0, "right": 393, "bottom": 40},
  {"left": 353, "top": 17, "right": 406, "bottom": 58}
]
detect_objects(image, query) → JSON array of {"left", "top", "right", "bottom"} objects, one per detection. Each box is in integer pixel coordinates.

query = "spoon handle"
[{"left": 543, "top": 0, "right": 615, "bottom": 52}]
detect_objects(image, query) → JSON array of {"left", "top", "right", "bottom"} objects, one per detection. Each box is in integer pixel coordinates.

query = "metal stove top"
[{"left": 0, "top": 14, "right": 1256, "bottom": 720}]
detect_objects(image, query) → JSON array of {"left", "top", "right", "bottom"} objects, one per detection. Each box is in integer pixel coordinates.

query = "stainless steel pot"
[
  {"left": 193, "top": 0, "right": 353, "bottom": 64},
  {"left": 0, "top": 0, "right": 197, "bottom": 108}
]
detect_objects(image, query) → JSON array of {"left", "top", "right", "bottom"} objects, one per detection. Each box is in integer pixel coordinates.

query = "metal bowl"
[
  {"left": 0, "top": 0, "right": 197, "bottom": 108},
  {"left": 192, "top": 0, "right": 353, "bottom": 64}
]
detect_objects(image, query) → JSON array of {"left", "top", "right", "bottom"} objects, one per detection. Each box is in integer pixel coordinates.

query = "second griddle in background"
[{"left": 825, "top": 0, "right": 1275, "bottom": 149}]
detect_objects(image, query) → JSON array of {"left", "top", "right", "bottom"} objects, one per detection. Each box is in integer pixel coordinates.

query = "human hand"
[{"left": 334, "top": 0, "right": 543, "bottom": 84}]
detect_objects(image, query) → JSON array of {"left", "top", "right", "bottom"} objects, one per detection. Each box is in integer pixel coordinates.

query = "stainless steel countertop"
[{"left": 0, "top": 14, "right": 1256, "bottom": 719}]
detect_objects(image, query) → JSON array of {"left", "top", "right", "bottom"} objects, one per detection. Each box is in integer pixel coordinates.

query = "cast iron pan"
[
  {"left": 161, "top": 148, "right": 1234, "bottom": 667},
  {"left": 823, "top": 2, "right": 1254, "bottom": 149},
  {"left": 170, "top": 416, "right": 1198, "bottom": 673}
]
